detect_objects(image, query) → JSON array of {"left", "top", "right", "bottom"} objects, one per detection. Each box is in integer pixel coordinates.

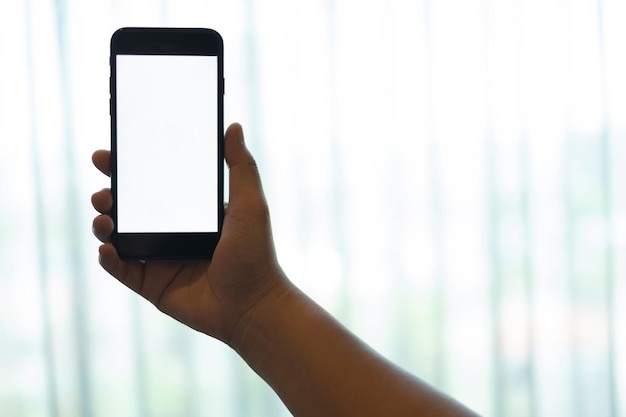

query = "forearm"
[{"left": 230, "top": 274, "right": 478, "bottom": 417}]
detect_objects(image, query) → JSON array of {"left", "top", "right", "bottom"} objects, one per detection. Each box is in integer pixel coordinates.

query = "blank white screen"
[{"left": 116, "top": 54, "right": 218, "bottom": 233}]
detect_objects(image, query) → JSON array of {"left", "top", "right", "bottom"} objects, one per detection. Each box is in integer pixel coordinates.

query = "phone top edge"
[
  {"left": 111, "top": 27, "right": 223, "bottom": 44},
  {"left": 113, "top": 27, "right": 222, "bottom": 36},
  {"left": 110, "top": 27, "right": 223, "bottom": 56}
]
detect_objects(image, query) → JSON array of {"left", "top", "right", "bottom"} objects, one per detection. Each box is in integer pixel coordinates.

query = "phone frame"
[{"left": 110, "top": 27, "right": 224, "bottom": 259}]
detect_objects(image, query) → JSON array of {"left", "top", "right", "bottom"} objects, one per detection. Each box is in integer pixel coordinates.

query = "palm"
[
  {"left": 136, "top": 212, "right": 272, "bottom": 341},
  {"left": 139, "top": 259, "right": 215, "bottom": 331}
]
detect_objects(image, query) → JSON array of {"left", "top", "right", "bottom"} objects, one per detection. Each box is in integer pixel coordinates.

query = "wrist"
[{"left": 227, "top": 268, "right": 296, "bottom": 353}]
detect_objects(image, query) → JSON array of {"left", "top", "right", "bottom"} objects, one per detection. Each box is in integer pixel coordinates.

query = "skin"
[{"left": 92, "top": 122, "right": 479, "bottom": 417}]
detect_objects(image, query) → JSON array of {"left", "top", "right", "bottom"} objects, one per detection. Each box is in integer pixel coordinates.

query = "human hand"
[{"left": 91, "top": 123, "right": 288, "bottom": 345}]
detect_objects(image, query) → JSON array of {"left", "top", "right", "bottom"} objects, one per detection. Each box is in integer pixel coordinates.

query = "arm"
[
  {"left": 232, "top": 280, "right": 477, "bottom": 417},
  {"left": 91, "top": 123, "right": 478, "bottom": 417}
]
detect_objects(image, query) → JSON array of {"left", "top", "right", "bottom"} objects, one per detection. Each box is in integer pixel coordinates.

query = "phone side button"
[{"left": 222, "top": 77, "right": 225, "bottom": 95}]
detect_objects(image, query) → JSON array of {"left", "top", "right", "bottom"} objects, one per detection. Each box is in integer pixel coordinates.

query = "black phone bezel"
[{"left": 110, "top": 27, "right": 224, "bottom": 260}]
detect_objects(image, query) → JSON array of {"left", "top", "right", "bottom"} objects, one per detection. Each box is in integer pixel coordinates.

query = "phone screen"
[{"left": 115, "top": 54, "right": 218, "bottom": 233}]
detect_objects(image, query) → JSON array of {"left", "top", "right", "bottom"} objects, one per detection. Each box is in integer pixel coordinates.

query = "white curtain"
[{"left": 1, "top": 0, "right": 624, "bottom": 416}]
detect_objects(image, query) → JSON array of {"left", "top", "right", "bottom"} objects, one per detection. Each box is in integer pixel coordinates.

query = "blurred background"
[{"left": 1, "top": 0, "right": 625, "bottom": 416}]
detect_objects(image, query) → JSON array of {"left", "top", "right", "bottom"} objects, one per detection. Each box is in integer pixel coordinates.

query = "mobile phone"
[{"left": 110, "top": 27, "right": 224, "bottom": 259}]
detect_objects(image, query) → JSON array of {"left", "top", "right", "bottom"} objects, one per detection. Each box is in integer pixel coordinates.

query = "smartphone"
[{"left": 110, "top": 27, "right": 224, "bottom": 259}]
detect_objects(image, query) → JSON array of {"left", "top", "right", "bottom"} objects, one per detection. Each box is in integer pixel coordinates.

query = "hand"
[{"left": 91, "top": 123, "right": 287, "bottom": 345}]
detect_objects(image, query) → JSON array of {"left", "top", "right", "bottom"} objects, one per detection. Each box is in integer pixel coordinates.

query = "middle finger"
[{"left": 91, "top": 188, "right": 113, "bottom": 214}]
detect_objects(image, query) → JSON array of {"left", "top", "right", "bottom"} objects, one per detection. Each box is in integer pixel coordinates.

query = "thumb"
[{"left": 224, "top": 123, "right": 265, "bottom": 205}]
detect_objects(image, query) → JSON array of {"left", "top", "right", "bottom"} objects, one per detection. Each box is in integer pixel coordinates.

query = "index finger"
[{"left": 92, "top": 150, "right": 111, "bottom": 177}]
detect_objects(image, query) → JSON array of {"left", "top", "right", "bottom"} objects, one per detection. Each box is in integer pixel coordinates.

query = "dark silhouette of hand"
[{"left": 91, "top": 123, "right": 287, "bottom": 345}]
